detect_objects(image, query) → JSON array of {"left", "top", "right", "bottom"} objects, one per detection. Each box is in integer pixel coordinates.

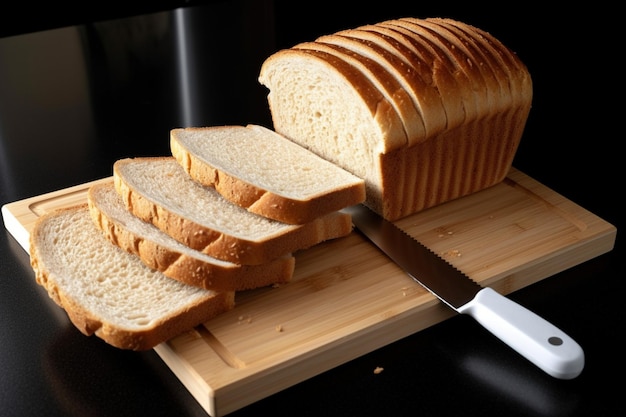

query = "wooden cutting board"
[{"left": 2, "top": 168, "right": 617, "bottom": 416}]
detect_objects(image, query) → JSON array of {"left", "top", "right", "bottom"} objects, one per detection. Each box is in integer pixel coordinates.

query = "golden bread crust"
[{"left": 87, "top": 182, "right": 296, "bottom": 291}]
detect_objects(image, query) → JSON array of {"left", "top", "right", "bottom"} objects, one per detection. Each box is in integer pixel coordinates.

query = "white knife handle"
[{"left": 457, "top": 287, "right": 584, "bottom": 379}]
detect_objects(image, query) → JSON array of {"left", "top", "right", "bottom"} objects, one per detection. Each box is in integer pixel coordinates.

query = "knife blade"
[{"left": 343, "top": 204, "right": 584, "bottom": 380}]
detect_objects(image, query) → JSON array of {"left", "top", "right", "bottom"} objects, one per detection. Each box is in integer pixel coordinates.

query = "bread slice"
[
  {"left": 292, "top": 41, "right": 426, "bottom": 142},
  {"left": 375, "top": 20, "right": 476, "bottom": 124},
  {"left": 29, "top": 204, "right": 235, "bottom": 351},
  {"left": 113, "top": 157, "right": 354, "bottom": 265},
  {"left": 434, "top": 18, "right": 532, "bottom": 108},
  {"left": 170, "top": 124, "right": 366, "bottom": 225},
  {"left": 88, "top": 181, "right": 295, "bottom": 291},
  {"left": 316, "top": 31, "right": 447, "bottom": 142},
  {"left": 426, "top": 19, "right": 510, "bottom": 108},
  {"left": 389, "top": 19, "right": 489, "bottom": 119},
  {"left": 403, "top": 18, "right": 506, "bottom": 116},
  {"left": 334, "top": 24, "right": 467, "bottom": 132},
  {"left": 258, "top": 46, "right": 407, "bottom": 155}
]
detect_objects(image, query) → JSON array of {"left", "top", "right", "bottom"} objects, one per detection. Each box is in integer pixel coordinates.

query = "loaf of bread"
[
  {"left": 113, "top": 157, "right": 354, "bottom": 265},
  {"left": 88, "top": 181, "right": 295, "bottom": 291},
  {"left": 258, "top": 17, "right": 533, "bottom": 220},
  {"left": 170, "top": 124, "right": 366, "bottom": 224},
  {"left": 29, "top": 204, "right": 235, "bottom": 350}
]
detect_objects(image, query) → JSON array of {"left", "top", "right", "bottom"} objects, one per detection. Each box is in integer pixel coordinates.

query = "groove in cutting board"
[{"left": 1, "top": 168, "right": 617, "bottom": 416}]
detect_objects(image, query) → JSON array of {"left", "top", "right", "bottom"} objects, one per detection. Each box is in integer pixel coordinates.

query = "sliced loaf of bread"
[
  {"left": 170, "top": 124, "right": 366, "bottom": 224},
  {"left": 258, "top": 17, "right": 532, "bottom": 221},
  {"left": 88, "top": 181, "right": 295, "bottom": 291},
  {"left": 29, "top": 204, "right": 235, "bottom": 351},
  {"left": 113, "top": 157, "right": 354, "bottom": 265}
]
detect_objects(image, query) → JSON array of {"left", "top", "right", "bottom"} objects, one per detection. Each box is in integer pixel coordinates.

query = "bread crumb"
[
  {"left": 373, "top": 366, "right": 384, "bottom": 374},
  {"left": 237, "top": 314, "right": 252, "bottom": 324},
  {"left": 441, "top": 249, "right": 462, "bottom": 258},
  {"left": 275, "top": 324, "right": 283, "bottom": 332}
]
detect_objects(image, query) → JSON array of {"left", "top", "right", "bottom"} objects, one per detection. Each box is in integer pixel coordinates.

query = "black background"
[{"left": 1, "top": 1, "right": 622, "bottom": 416}]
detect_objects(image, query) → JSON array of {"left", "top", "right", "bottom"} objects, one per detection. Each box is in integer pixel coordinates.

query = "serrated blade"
[
  {"left": 343, "top": 204, "right": 480, "bottom": 310},
  {"left": 343, "top": 204, "right": 585, "bottom": 380}
]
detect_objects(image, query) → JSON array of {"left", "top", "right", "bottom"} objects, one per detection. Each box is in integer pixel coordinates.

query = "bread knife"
[{"left": 343, "top": 204, "right": 584, "bottom": 379}]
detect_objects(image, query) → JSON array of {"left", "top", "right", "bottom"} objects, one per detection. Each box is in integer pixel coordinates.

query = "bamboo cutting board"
[{"left": 2, "top": 168, "right": 617, "bottom": 416}]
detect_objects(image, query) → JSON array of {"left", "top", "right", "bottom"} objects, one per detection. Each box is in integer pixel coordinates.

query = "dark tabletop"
[{"left": 1, "top": 1, "right": 623, "bottom": 416}]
